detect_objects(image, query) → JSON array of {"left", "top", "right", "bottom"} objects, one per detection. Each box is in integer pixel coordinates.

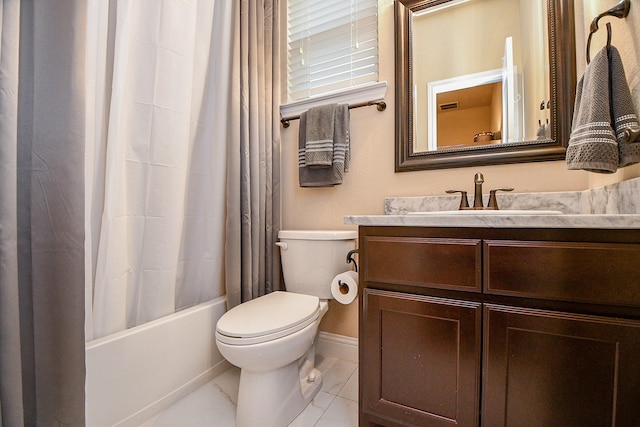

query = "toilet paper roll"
[{"left": 331, "top": 271, "right": 358, "bottom": 304}]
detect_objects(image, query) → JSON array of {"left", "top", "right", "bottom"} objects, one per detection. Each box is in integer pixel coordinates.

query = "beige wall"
[
  {"left": 520, "top": 0, "right": 550, "bottom": 140},
  {"left": 280, "top": 0, "right": 640, "bottom": 338},
  {"left": 438, "top": 105, "right": 493, "bottom": 148}
]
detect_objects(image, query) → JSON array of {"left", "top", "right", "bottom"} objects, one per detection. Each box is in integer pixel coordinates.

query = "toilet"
[{"left": 215, "top": 230, "right": 357, "bottom": 427}]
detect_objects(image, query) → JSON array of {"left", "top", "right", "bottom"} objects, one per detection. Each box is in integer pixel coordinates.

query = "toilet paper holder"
[{"left": 346, "top": 249, "right": 358, "bottom": 272}]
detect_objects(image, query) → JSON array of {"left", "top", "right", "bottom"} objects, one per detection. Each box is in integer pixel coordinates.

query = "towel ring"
[
  {"left": 586, "top": 0, "right": 631, "bottom": 64},
  {"left": 587, "top": 22, "right": 613, "bottom": 64}
]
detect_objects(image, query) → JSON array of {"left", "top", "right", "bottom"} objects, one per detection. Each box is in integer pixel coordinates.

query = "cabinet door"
[
  {"left": 483, "top": 304, "right": 640, "bottom": 427},
  {"left": 361, "top": 289, "right": 481, "bottom": 427}
]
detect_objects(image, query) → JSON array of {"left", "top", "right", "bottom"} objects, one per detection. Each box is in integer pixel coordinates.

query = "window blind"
[{"left": 287, "top": 0, "right": 379, "bottom": 102}]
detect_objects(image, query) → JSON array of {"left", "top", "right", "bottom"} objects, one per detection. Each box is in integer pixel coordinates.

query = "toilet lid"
[{"left": 216, "top": 291, "right": 320, "bottom": 345}]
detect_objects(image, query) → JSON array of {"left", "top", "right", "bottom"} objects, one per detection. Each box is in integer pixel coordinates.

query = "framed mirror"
[{"left": 395, "top": 0, "right": 576, "bottom": 171}]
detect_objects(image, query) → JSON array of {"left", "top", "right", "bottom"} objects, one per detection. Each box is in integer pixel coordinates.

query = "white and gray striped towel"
[
  {"left": 298, "top": 104, "right": 350, "bottom": 187},
  {"left": 303, "top": 104, "right": 336, "bottom": 168},
  {"left": 567, "top": 45, "right": 640, "bottom": 173}
]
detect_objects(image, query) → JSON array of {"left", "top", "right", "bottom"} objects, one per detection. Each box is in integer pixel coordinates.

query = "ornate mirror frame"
[{"left": 395, "top": 0, "right": 576, "bottom": 172}]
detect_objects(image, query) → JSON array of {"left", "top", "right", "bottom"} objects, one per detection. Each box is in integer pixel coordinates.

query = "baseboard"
[{"left": 316, "top": 331, "right": 358, "bottom": 363}]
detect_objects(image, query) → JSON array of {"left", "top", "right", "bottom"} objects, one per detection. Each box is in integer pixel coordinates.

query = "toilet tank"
[{"left": 277, "top": 230, "right": 357, "bottom": 299}]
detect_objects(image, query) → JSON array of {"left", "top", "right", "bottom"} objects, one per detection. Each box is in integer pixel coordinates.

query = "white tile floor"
[{"left": 139, "top": 355, "right": 359, "bottom": 427}]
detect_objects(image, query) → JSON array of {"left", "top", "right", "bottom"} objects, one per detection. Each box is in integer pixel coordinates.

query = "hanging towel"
[
  {"left": 299, "top": 104, "right": 350, "bottom": 187},
  {"left": 536, "top": 121, "right": 549, "bottom": 140},
  {"left": 566, "top": 46, "right": 618, "bottom": 173},
  {"left": 334, "top": 104, "right": 350, "bottom": 173},
  {"left": 609, "top": 46, "right": 640, "bottom": 167},
  {"left": 304, "top": 104, "right": 337, "bottom": 167}
]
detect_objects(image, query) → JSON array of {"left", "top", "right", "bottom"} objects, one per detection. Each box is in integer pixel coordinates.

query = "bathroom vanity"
[{"left": 347, "top": 212, "right": 640, "bottom": 427}]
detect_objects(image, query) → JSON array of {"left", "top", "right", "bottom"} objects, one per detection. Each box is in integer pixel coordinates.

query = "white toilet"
[{"left": 215, "top": 230, "right": 358, "bottom": 427}]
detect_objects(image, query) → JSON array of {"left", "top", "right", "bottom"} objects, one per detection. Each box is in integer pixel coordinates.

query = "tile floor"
[{"left": 139, "top": 355, "right": 359, "bottom": 427}]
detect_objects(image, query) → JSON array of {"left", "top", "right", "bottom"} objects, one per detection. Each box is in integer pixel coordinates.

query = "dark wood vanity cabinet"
[
  {"left": 361, "top": 289, "right": 482, "bottom": 427},
  {"left": 482, "top": 304, "right": 640, "bottom": 427},
  {"left": 358, "top": 226, "right": 640, "bottom": 427}
]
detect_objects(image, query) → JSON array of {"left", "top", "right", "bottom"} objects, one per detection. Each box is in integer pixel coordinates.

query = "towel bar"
[{"left": 280, "top": 100, "right": 386, "bottom": 128}]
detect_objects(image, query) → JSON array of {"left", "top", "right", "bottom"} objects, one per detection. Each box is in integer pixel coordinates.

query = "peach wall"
[
  {"left": 280, "top": 0, "right": 640, "bottom": 338},
  {"left": 437, "top": 105, "right": 493, "bottom": 148}
]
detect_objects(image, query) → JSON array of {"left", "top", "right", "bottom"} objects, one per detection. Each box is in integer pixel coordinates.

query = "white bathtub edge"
[
  {"left": 86, "top": 296, "right": 228, "bottom": 427},
  {"left": 115, "top": 359, "right": 233, "bottom": 427}
]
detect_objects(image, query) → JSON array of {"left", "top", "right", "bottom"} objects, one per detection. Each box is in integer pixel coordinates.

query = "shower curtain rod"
[{"left": 280, "top": 100, "right": 387, "bottom": 128}]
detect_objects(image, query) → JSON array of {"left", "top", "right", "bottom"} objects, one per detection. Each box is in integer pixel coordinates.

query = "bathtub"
[{"left": 85, "top": 296, "right": 230, "bottom": 427}]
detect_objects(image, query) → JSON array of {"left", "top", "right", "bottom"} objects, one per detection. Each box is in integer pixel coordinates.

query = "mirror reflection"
[
  {"left": 412, "top": 0, "right": 550, "bottom": 152},
  {"left": 434, "top": 81, "right": 502, "bottom": 150}
]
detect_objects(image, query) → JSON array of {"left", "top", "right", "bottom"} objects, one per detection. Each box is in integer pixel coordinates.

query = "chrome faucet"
[{"left": 447, "top": 172, "right": 514, "bottom": 210}]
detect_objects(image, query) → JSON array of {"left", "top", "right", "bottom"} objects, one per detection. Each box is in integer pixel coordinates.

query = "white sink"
[{"left": 408, "top": 210, "right": 564, "bottom": 215}]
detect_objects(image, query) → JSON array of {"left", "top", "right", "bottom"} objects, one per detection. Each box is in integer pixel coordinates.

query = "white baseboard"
[{"left": 316, "top": 332, "right": 358, "bottom": 364}]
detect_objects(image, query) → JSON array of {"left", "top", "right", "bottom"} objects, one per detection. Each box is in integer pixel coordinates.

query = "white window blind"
[{"left": 287, "top": 0, "right": 379, "bottom": 102}]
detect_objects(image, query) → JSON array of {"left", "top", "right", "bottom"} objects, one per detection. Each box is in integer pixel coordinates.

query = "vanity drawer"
[
  {"left": 484, "top": 240, "right": 640, "bottom": 307},
  {"left": 362, "top": 236, "right": 482, "bottom": 292}
]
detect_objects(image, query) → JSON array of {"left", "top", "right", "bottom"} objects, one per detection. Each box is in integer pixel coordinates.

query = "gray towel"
[
  {"left": 566, "top": 46, "right": 618, "bottom": 173},
  {"left": 536, "top": 122, "right": 549, "bottom": 140},
  {"left": 609, "top": 46, "right": 640, "bottom": 167},
  {"left": 304, "top": 104, "right": 336, "bottom": 167},
  {"left": 298, "top": 104, "right": 350, "bottom": 187}
]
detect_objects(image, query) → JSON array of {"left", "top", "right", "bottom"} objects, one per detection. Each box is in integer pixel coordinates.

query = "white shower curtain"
[{"left": 87, "top": 0, "right": 234, "bottom": 339}]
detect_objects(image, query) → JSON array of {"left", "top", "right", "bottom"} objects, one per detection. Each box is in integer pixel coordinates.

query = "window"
[{"left": 286, "top": 0, "right": 379, "bottom": 102}]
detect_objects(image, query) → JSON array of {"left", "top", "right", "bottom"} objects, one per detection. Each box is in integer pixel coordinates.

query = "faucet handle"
[
  {"left": 446, "top": 190, "right": 470, "bottom": 209},
  {"left": 487, "top": 188, "right": 514, "bottom": 209}
]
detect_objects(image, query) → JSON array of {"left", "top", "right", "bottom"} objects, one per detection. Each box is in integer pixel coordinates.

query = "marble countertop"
[
  {"left": 344, "top": 213, "right": 640, "bottom": 229},
  {"left": 346, "top": 177, "right": 640, "bottom": 229}
]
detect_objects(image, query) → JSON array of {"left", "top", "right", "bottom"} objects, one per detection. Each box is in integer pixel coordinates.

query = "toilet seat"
[{"left": 216, "top": 291, "right": 320, "bottom": 345}]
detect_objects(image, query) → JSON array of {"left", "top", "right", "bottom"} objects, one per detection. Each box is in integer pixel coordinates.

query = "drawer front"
[
  {"left": 362, "top": 236, "right": 482, "bottom": 292},
  {"left": 485, "top": 240, "right": 640, "bottom": 307}
]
